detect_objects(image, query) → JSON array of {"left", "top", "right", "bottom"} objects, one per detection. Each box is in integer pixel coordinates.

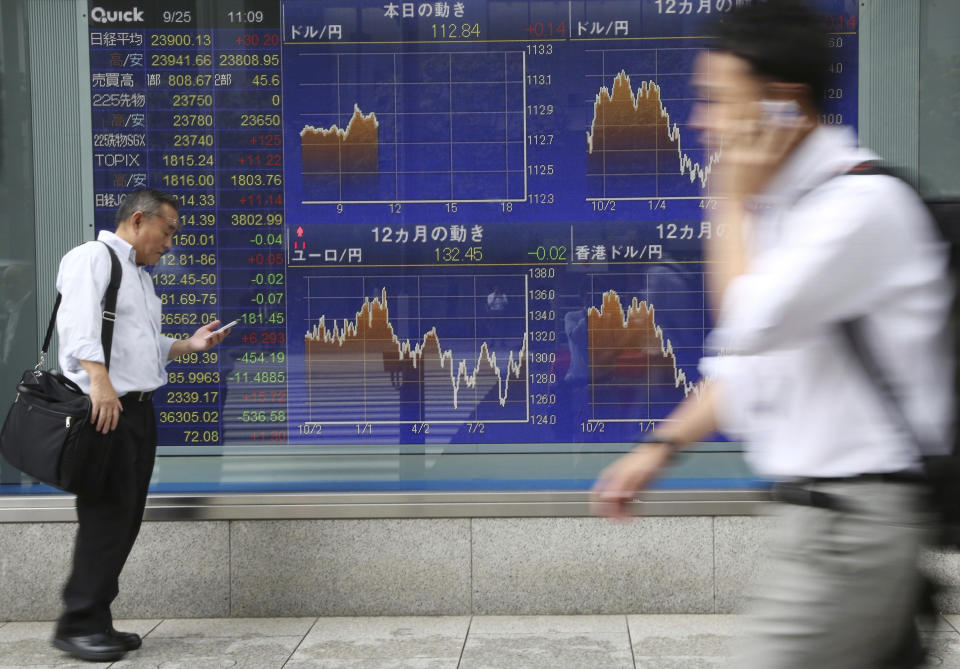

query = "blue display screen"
[{"left": 81, "top": 0, "right": 858, "bottom": 489}]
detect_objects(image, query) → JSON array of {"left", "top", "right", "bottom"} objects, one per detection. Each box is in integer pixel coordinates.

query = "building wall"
[{"left": 2, "top": 516, "right": 959, "bottom": 620}]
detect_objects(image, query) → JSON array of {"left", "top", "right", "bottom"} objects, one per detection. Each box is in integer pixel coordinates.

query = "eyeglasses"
[{"left": 147, "top": 211, "right": 180, "bottom": 226}]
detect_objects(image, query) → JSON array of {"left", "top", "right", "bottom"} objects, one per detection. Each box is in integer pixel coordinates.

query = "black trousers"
[{"left": 56, "top": 396, "right": 157, "bottom": 636}]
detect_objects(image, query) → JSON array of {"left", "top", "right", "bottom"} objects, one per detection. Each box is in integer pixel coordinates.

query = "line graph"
[
  {"left": 299, "top": 275, "right": 530, "bottom": 425},
  {"left": 583, "top": 271, "right": 706, "bottom": 422},
  {"left": 585, "top": 48, "right": 721, "bottom": 201},
  {"left": 289, "top": 51, "right": 528, "bottom": 204},
  {"left": 300, "top": 104, "right": 379, "bottom": 200}
]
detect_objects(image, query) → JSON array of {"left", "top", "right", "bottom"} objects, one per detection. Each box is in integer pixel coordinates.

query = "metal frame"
[{"left": 0, "top": 489, "right": 770, "bottom": 522}]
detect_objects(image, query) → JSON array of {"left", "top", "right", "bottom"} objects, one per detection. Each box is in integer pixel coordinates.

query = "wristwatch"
[{"left": 641, "top": 432, "right": 684, "bottom": 452}]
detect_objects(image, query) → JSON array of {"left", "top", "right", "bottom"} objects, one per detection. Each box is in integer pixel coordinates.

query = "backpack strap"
[
  {"left": 838, "top": 318, "right": 930, "bottom": 455},
  {"left": 836, "top": 161, "right": 945, "bottom": 458},
  {"left": 40, "top": 241, "right": 122, "bottom": 372},
  {"left": 844, "top": 160, "right": 892, "bottom": 177}
]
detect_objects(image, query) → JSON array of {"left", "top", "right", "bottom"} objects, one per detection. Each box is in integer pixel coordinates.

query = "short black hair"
[
  {"left": 713, "top": 0, "right": 830, "bottom": 111},
  {"left": 114, "top": 188, "right": 179, "bottom": 227}
]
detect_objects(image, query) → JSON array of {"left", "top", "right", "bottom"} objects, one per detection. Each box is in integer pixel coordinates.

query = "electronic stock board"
[{"left": 86, "top": 0, "right": 858, "bottom": 455}]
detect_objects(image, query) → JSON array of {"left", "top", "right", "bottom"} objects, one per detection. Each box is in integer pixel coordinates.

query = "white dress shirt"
[
  {"left": 56, "top": 231, "right": 176, "bottom": 394},
  {"left": 702, "top": 126, "right": 954, "bottom": 479}
]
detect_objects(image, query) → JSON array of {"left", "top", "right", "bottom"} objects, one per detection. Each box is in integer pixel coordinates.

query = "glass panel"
[
  {"left": 5, "top": 0, "right": 861, "bottom": 495},
  {"left": 919, "top": 0, "right": 960, "bottom": 198},
  {"left": 0, "top": 0, "right": 38, "bottom": 487}
]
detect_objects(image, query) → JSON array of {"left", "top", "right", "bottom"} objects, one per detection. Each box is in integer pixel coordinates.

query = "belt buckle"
[{"left": 137, "top": 391, "right": 148, "bottom": 402}]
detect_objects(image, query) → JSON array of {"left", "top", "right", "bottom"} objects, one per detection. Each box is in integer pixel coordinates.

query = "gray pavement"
[{"left": 1, "top": 614, "right": 959, "bottom": 668}]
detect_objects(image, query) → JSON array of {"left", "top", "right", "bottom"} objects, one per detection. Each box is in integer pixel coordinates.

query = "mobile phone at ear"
[{"left": 760, "top": 99, "right": 803, "bottom": 128}]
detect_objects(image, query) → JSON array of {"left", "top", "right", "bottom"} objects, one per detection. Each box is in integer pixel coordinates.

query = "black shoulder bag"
[{"left": 0, "top": 241, "right": 122, "bottom": 496}]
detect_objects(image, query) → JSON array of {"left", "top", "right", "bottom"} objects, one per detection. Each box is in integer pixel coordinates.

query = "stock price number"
[
  {"left": 170, "top": 193, "right": 215, "bottom": 207},
  {"left": 152, "top": 34, "right": 211, "bottom": 47},
  {"left": 248, "top": 252, "right": 284, "bottom": 265},
  {"left": 162, "top": 154, "right": 213, "bottom": 168},
  {"left": 159, "top": 410, "right": 220, "bottom": 424},
  {"left": 166, "top": 73, "right": 212, "bottom": 87},
  {"left": 165, "top": 390, "right": 219, "bottom": 404},
  {"left": 161, "top": 174, "right": 214, "bottom": 188},
  {"left": 239, "top": 409, "right": 286, "bottom": 423},
  {"left": 528, "top": 246, "right": 566, "bottom": 261},
  {"left": 171, "top": 93, "right": 213, "bottom": 107},
  {"left": 242, "top": 389, "right": 286, "bottom": 403},
  {"left": 179, "top": 213, "right": 216, "bottom": 226},
  {"left": 241, "top": 311, "right": 285, "bottom": 325},
  {"left": 250, "top": 232, "right": 283, "bottom": 246},
  {"left": 250, "top": 291, "right": 284, "bottom": 305},
  {"left": 164, "top": 272, "right": 217, "bottom": 287},
  {"left": 158, "top": 252, "right": 217, "bottom": 267},
  {"left": 231, "top": 173, "right": 282, "bottom": 186},
  {"left": 220, "top": 53, "right": 279, "bottom": 67},
  {"left": 239, "top": 114, "right": 281, "bottom": 128},
  {"left": 237, "top": 351, "right": 286, "bottom": 364},
  {"left": 240, "top": 330, "right": 285, "bottom": 345},
  {"left": 250, "top": 272, "right": 283, "bottom": 286},
  {"left": 431, "top": 22, "right": 480, "bottom": 39},
  {"left": 230, "top": 370, "right": 286, "bottom": 383},
  {"left": 173, "top": 134, "right": 213, "bottom": 147},
  {"left": 172, "top": 351, "right": 218, "bottom": 365},
  {"left": 159, "top": 291, "right": 217, "bottom": 306},
  {"left": 153, "top": 272, "right": 217, "bottom": 287},
  {"left": 168, "top": 370, "right": 220, "bottom": 384},
  {"left": 151, "top": 53, "right": 211, "bottom": 67},
  {"left": 434, "top": 246, "right": 482, "bottom": 263},
  {"left": 231, "top": 213, "right": 283, "bottom": 226},
  {"left": 251, "top": 74, "right": 281, "bottom": 87},
  {"left": 161, "top": 312, "right": 216, "bottom": 326},
  {"left": 173, "top": 232, "right": 215, "bottom": 247},
  {"left": 183, "top": 430, "right": 220, "bottom": 444}
]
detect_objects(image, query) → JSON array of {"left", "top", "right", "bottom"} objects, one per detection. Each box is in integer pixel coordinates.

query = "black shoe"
[
  {"left": 52, "top": 632, "right": 127, "bottom": 662},
  {"left": 108, "top": 627, "right": 142, "bottom": 650}
]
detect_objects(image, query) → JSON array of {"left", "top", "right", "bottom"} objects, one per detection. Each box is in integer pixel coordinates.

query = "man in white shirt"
[
  {"left": 591, "top": 2, "right": 952, "bottom": 667},
  {"left": 51, "top": 189, "right": 232, "bottom": 663}
]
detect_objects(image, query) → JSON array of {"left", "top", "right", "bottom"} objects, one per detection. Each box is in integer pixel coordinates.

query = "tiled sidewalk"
[{"left": 1, "top": 614, "right": 959, "bottom": 668}]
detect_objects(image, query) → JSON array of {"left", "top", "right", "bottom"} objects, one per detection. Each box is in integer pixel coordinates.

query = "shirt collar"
[
  {"left": 753, "top": 125, "right": 876, "bottom": 208},
  {"left": 96, "top": 229, "right": 138, "bottom": 265}
]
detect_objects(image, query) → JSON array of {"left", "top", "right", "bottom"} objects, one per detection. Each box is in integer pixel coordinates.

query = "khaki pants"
[{"left": 736, "top": 481, "right": 930, "bottom": 669}]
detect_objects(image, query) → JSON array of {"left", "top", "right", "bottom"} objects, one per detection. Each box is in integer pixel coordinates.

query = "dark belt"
[
  {"left": 121, "top": 390, "right": 154, "bottom": 403},
  {"left": 772, "top": 472, "right": 925, "bottom": 512}
]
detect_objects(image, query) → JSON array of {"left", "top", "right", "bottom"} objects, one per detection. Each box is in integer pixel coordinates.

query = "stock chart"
[{"left": 86, "top": 0, "right": 859, "bottom": 451}]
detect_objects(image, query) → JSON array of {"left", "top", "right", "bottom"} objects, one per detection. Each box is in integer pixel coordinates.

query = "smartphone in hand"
[
  {"left": 759, "top": 99, "right": 803, "bottom": 128},
  {"left": 205, "top": 319, "right": 239, "bottom": 339}
]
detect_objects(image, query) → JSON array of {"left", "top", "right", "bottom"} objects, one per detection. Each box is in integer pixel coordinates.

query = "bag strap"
[
  {"left": 99, "top": 242, "right": 122, "bottom": 370},
  {"left": 40, "top": 241, "right": 122, "bottom": 371},
  {"left": 833, "top": 161, "right": 945, "bottom": 458},
  {"left": 838, "top": 318, "right": 930, "bottom": 455}
]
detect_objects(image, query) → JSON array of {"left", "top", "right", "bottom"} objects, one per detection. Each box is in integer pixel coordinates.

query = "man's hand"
[
  {"left": 81, "top": 361, "right": 121, "bottom": 434},
  {"left": 711, "top": 102, "right": 814, "bottom": 202},
  {"left": 591, "top": 385, "right": 719, "bottom": 520},
  {"left": 191, "top": 320, "right": 230, "bottom": 350},
  {"left": 169, "top": 320, "right": 232, "bottom": 360},
  {"left": 590, "top": 443, "right": 674, "bottom": 520},
  {"left": 705, "top": 114, "right": 812, "bottom": 307}
]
